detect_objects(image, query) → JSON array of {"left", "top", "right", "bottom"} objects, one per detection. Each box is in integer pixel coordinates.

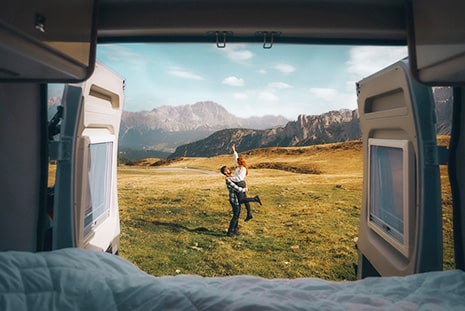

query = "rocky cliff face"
[
  {"left": 119, "top": 101, "right": 288, "bottom": 152},
  {"left": 120, "top": 101, "right": 288, "bottom": 132},
  {"left": 281, "top": 109, "right": 360, "bottom": 146},
  {"left": 169, "top": 109, "right": 361, "bottom": 158},
  {"left": 169, "top": 88, "right": 452, "bottom": 158},
  {"left": 120, "top": 101, "right": 240, "bottom": 133}
]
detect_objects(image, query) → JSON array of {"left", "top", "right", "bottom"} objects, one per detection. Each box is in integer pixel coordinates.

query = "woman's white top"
[{"left": 230, "top": 150, "right": 246, "bottom": 182}]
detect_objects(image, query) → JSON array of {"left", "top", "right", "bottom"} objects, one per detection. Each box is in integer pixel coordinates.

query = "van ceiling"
[{"left": 97, "top": 0, "right": 407, "bottom": 45}]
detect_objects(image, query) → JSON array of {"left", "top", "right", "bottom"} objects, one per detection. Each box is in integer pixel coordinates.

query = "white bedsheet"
[{"left": 0, "top": 248, "right": 464, "bottom": 310}]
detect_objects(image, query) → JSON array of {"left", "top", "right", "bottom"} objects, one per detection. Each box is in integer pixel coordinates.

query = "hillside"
[
  {"left": 117, "top": 137, "right": 454, "bottom": 280},
  {"left": 137, "top": 137, "right": 451, "bottom": 175},
  {"left": 131, "top": 139, "right": 364, "bottom": 178},
  {"left": 169, "top": 109, "right": 361, "bottom": 158},
  {"left": 117, "top": 140, "right": 365, "bottom": 280}
]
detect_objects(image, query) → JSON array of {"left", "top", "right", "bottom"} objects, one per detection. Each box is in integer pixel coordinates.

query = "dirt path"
[
  {"left": 154, "top": 167, "right": 217, "bottom": 175},
  {"left": 120, "top": 167, "right": 218, "bottom": 175}
]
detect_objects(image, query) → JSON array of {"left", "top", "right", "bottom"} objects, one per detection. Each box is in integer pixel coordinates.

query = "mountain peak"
[{"left": 119, "top": 101, "right": 289, "bottom": 153}]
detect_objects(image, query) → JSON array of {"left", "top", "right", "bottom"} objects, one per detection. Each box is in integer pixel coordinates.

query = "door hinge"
[{"left": 49, "top": 139, "right": 72, "bottom": 161}]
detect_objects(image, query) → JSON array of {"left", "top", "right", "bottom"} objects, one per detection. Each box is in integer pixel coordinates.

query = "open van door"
[
  {"left": 356, "top": 59, "right": 443, "bottom": 277},
  {"left": 49, "top": 62, "right": 124, "bottom": 253}
]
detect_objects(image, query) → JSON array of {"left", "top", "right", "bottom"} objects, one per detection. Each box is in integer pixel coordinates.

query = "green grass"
[
  {"left": 118, "top": 172, "right": 361, "bottom": 280},
  {"left": 116, "top": 139, "right": 454, "bottom": 281}
]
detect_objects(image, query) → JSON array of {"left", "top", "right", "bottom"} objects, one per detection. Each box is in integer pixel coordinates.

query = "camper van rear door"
[
  {"left": 356, "top": 60, "right": 442, "bottom": 277},
  {"left": 73, "top": 62, "right": 124, "bottom": 253},
  {"left": 53, "top": 62, "right": 124, "bottom": 253}
]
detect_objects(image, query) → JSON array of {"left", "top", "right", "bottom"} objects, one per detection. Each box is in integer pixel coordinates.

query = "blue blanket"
[{"left": 1, "top": 248, "right": 464, "bottom": 310}]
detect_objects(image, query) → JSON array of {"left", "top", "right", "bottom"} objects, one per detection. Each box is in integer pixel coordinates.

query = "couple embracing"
[{"left": 220, "top": 144, "right": 262, "bottom": 237}]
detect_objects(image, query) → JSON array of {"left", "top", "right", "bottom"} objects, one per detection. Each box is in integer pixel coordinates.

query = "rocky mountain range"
[
  {"left": 119, "top": 101, "right": 289, "bottom": 155},
  {"left": 169, "top": 87, "right": 453, "bottom": 158},
  {"left": 48, "top": 87, "right": 452, "bottom": 160},
  {"left": 169, "top": 109, "right": 361, "bottom": 158}
]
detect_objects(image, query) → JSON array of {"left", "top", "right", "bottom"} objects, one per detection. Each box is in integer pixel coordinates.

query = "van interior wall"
[{"left": 0, "top": 83, "right": 45, "bottom": 251}]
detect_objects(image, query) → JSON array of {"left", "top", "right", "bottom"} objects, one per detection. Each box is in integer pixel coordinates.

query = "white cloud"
[
  {"left": 98, "top": 44, "right": 146, "bottom": 70},
  {"left": 168, "top": 69, "right": 204, "bottom": 80},
  {"left": 251, "top": 82, "right": 292, "bottom": 106},
  {"left": 308, "top": 88, "right": 357, "bottom": 111},
  {"left": 222, "top": 76, "right": 245, "bottom": 86},
  {"left": 258, "top": 69, "right": 267, "bottom": 74},
  {"left": 234, "top": 92, "right": 248, "bottom": 100},
  {"left": 267, "top": 82, "right": 292, "bottom": 90},
  {"left": 222, "top": 44, "right": 254, "bottom": 62},
  {"left": 309, "top": 88, "right": 338, "bottom": 100},
  {"left": 346, "top": 46, "right": 408, "bottom": 78},
  {"left": 258, "top": 91, "right": 279, "bottom": 102},
  {"left": 274, "top": 64, "right": 296, "bottom": 74}
]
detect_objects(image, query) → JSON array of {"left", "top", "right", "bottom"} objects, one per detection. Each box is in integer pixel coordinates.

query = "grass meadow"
[{"left": 116, "top": 137, "right": 454, "bottom": 281}]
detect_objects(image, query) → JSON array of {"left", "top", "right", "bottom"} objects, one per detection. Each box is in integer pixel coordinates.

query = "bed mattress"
[{"left": 0, "top": 248, "right": 464, "bottom": 310}]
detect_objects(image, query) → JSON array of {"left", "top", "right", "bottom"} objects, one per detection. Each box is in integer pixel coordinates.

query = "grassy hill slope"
[{"left": 117, "top": 137, "right": 453, "bottom": 281}]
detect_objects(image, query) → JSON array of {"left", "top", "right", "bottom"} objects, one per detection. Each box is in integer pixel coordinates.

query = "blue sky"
[{"left": 96, "top": 43, "right": 407, "bottom": 120}]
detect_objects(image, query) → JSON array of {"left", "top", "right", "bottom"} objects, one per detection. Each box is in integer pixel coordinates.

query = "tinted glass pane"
[
  {"left": 369, "top": 145, "right": 404, "bottom": 243},
  {"left": 84, "top": 142, "right": 113, "bottom": 237}
]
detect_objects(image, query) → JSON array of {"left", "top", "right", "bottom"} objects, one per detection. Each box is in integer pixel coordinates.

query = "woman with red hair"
[{"left": 230, "top": 144, "right": 262, "bottom": 221}]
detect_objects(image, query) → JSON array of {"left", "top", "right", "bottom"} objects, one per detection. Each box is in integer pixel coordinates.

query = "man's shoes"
[
  {"left": 255, "top": 195, "right": 262, "bottom": 205},
  {"left": 227, "top": 230, "right": 240, "bottom": 236},
  {"left": 245, "top": 214, "right": 253, "bottom": 222}
]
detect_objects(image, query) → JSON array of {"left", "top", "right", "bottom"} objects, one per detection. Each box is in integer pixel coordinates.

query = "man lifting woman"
[{"left": 220, "top": 144, "right": 262, "bottom": 236}]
